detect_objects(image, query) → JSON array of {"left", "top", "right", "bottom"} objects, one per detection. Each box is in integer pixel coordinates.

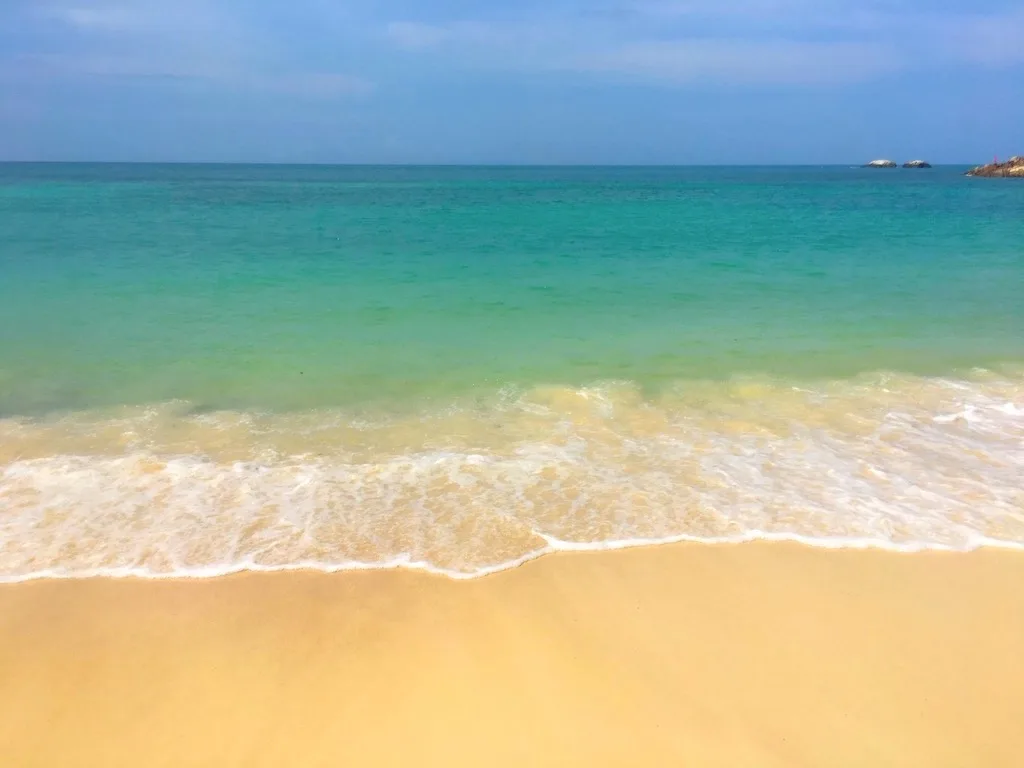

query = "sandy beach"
[{"left": 2, "top": 542, "right": 1023, "bottom": 767}]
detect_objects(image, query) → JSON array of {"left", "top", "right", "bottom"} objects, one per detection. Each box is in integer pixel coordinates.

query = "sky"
[{"left": 1, "top": 0, "right": 1022, "bottom": 164}]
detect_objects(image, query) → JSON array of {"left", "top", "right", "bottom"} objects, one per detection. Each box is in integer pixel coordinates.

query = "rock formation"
[
  {"left": 902, "top": 160, "right": 932, "bottom": 168},
  {"left": 864, "top": 159, "right": 897, "bottom": 168},
  {"left": 966, "top": 157, "right": 1024, "bottom": 177}
]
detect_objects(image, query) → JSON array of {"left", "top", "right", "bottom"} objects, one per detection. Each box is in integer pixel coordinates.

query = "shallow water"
[{"left": 1, "top": 164, "right": 1022, "bottom": 579}]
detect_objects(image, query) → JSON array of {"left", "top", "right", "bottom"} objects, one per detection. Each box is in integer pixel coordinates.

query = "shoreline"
[
  {"left": 3, "top": 541, "right": 1024, "bottom": 766},
  {"left": 4, "top": 529, "right": 1024, "bottom": 585}
]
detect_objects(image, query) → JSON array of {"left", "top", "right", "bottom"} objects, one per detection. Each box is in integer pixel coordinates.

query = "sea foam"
[{"left": 1, "top": 372, "right": 1022, "bottom": 582}]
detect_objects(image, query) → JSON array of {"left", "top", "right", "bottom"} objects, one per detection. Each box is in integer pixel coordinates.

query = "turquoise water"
[
  {"left": 1, "top": 164, "right": 1023, "bottom": 578},
  {"left": 2, "top": 164, "right": 1022, "bottom": 414}
]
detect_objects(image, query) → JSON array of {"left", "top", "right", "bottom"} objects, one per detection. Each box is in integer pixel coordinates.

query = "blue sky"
[{"left": 1, "top": 0, "right": 1022, "bottom": 163}]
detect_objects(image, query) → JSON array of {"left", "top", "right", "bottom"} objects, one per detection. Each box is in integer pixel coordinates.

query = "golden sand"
[{"left": 2, "top": 542, "right": 1024, "bottom": 767}]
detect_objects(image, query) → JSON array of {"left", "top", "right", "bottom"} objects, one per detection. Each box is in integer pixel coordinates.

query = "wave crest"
[{"left": 2, "top": 372, "right": 1023, "bottom": 580}]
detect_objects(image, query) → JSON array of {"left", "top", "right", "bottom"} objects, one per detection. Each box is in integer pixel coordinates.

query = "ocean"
[{"left": 1, "top": 163, "right": 1022, "bottom": 579}]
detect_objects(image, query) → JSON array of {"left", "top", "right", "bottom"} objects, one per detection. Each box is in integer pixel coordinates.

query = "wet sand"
[{"left": 2, "top": 542, "right": 1024, "bottom": 767}]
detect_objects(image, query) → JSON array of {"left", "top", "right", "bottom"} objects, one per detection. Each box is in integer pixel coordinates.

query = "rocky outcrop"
[
  {"left": 903, "top": 160, "right": 932, "bottom": 168},
  {"left": 864, "top": 159, "right": 897, "bottom": 168},
  {"left": 966, "top": 156, "right": 1024, "bottom": 177}
]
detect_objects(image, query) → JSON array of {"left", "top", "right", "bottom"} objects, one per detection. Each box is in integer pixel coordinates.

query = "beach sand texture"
[{"left": 2, "top": 542, "right": 1023, "bottom": 767}]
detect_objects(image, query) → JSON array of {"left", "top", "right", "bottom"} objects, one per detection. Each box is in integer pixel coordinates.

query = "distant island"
[
  {"left": 966, "top": 157, "right": 1024, "bottom": 178},
  {"left": 863, "top": 159, "right": 933, "bottom": 169}
]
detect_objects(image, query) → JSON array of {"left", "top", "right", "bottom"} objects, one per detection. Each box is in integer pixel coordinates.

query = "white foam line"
[
  {"left": 0, "top": 548, "right": 554, "bottom": 585},
  {"left": 538, "top": 530, "right": 1024, "bottom": 555},
  {"left": 3, "top": 531, "right": 1024, "bottom": 586}
]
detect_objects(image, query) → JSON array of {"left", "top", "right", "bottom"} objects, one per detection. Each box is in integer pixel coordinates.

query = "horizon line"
[{"left": 0, "top": 160, "right": 978, "bottom": 168}]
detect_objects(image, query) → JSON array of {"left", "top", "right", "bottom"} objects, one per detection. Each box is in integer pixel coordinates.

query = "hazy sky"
[{"left": 2, "top": 0, "right": 1022, "bottom": 163}]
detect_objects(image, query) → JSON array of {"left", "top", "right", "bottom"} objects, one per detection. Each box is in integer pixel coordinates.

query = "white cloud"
[
  {"left": 16, "top": 1, "right": 373, "bottom": 99},
  {"left": 386, "top": 21, "right": 452, "bottom": 50},
  {"left": 385, "top": 20, "right": 548, "bottom": 53},
  {"left": 569, "top": 39, "right": 899, "bottom": 84},
  {"left": 382, "top": 3, "right": 1024, "bottom": 85},
  {"left": 382, "top": 18, "right": 900, "bottom": 84},
  {"left": 633, "top": 0, "right": 881, "bottom": 17},
  {"left": 8, "top": 53, "right": 373, "bottom": 99},
  {"left": 9, "top": 0, "right": 1024, "bottom": 98},
  {"left": 55, "top": 7, "right": 142, "bottom": 30},
  {"left": 42, "top": 0, "right": 228, "bottom": 37},
  {"left": 258, "top": 73, "right": 374, "bottom": 98},
  {"left": 36, "top": 0, "right": 249, "bottom": 81},
  {"left": 938, "top": 9, "right": 1024, "bottom": 66}
]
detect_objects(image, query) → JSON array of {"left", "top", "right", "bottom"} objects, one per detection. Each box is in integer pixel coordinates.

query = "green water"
[
  {"left": 2, "top": 163, "right": 1023, "bottom": 579},
  {"left": 2, "top": 164, "right": 1022, "bottom": 416}
]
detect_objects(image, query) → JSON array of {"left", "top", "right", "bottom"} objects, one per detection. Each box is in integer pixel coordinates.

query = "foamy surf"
[{"left": 1, "top": 371, "right": 1023, "bottom": 582}]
